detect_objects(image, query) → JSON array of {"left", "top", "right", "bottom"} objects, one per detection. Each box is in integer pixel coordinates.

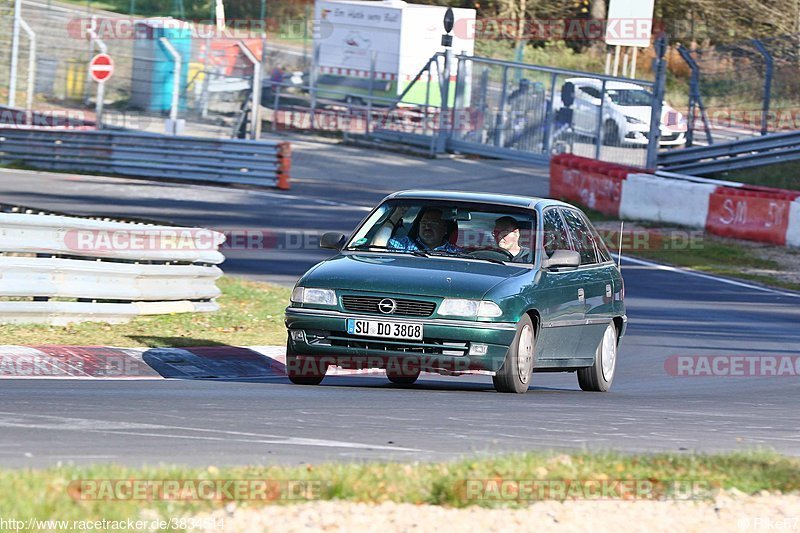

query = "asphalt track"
[{"left": 1, "top": 136, "right": 799, "bottom": 467}]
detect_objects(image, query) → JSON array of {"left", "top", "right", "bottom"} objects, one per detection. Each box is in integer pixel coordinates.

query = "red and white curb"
[
  {"left": 0, "top": 345, "right": 285, "bottom": 380},
  {"left": 0, "top": 346, "right": 495, "bottom": 380}
]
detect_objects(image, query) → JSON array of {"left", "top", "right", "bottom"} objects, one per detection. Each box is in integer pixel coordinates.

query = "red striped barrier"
[
  {"left": 550, "top": 154, "right": 641, "bottom": 217},
  {"left": 706, "top": 187, "right": 800, "bottom": 245},
  {"left": 551, "top": 155, "right": 800, "bottom": 248}
]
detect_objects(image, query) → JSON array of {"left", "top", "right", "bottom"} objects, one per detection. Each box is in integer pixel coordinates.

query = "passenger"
[
  {"left": 493, "top": 216, "right": 532, "bottom": 263},
  {"left": 388, "top": 208, "right": 462, "bottom": 253}
]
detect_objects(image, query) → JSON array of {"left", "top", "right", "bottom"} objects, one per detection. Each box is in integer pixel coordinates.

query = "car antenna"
[{"left": 617, "top": 220, "right": 624, "bottom": 270}]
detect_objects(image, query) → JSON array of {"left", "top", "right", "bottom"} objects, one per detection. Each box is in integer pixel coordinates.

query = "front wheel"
[
  {"left": 577, "top": 323, "right": 618, "bottom": 392},
  {"left": 493, "top": 315, "right": 535, "bottom": 393},
  {"left": 387, "top": 368, "right": 420, "bottom": 385},
  {"left": 285, "top": 338, "right": 327, "bottom": 385},
  {"left": 602, "top": 120, "right": 620, "bottom": 146}
]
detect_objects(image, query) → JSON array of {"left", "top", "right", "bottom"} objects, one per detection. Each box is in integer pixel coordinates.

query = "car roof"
[
  {"left": 565, "top": 77, "right": 647, "bottom": 91},
  {"left": 386, "top": 190, "right": 575, "bottom": 210}
]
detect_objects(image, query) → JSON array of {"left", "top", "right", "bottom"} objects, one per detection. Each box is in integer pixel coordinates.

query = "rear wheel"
[
  {"left": 577, "top": 323, "right": 618, "bottom": 392},
  {"left": 285, "top": 337, "right": 327, "bottom": 385},
  {"left": 493, "top": 315, "right": 535, "bottom": 393}
]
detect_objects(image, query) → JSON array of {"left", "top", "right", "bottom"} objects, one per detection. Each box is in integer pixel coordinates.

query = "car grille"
[
  {"left": 341, "top": 295, "right": 436, "bottom": 317},
  {"left": 328, "top": 336, "right": 467, "bottom": 355}
]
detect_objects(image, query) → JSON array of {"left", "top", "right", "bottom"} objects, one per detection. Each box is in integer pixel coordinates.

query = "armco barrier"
[
  {"left": 0, "top": 128, "right": 291, "bottom": 190},
  {"left": 0, "top": 207, "right": 225, "bottom": 325},
  {"left": 551, "top": 154, "right": 800, "bottom": 248}
]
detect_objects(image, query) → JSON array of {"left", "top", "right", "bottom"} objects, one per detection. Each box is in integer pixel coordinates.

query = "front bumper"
[
  {"left": 623, "top": 126, "right": 686, "bottom": 146},
  {"left": 284, "top": 307, "right": 517, "bottom": 374}
]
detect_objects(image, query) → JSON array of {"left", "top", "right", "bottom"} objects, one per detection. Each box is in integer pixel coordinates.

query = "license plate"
[{"left": 346, "top": 319, "right": 423, "bottom": 341}]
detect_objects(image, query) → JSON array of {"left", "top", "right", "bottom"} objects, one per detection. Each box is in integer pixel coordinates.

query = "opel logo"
[{"left": 378, "top": 298, "right": 397, "bottom": 314}]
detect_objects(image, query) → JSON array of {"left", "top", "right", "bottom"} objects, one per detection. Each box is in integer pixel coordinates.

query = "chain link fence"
[
  {"left": 3, "top": 1, "right": 672, "bottom": 168},
  {"left": 680, "top": 33, "right": 800, "bottom": 145},
  {"left": 1, "top": 0, "right": 311, "bottom": 137}
]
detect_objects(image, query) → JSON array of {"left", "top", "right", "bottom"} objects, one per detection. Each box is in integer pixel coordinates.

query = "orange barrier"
[{"left": 276, "top": 142, "right": 292, "bottom": 190}]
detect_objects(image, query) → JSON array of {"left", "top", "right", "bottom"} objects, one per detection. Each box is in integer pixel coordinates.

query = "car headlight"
[
  {"left": 291, "top": 287, "right": 337, "bottom": 306},
  {"left": 625, "top": 116, "right": 645, "bottom": 124},
  {"left": 439, "top": 299, "right": 503, "bottom": 318}
]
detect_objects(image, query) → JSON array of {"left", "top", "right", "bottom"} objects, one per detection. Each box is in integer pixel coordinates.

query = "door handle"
[{"left": 578, "top": 288, "right": 585, "bottom": 302}]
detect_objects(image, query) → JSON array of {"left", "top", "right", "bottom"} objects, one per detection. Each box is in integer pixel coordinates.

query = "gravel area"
[{"left": 191, "top": 491, "right": 800, "bottom": 532}]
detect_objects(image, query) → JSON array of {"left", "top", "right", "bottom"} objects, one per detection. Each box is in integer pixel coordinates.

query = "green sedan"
[{"left": 284, "top": 190, "right": 626, "bottom": 393}]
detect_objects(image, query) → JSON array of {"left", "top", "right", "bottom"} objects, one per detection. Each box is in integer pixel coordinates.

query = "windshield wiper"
[
  {"left": 344, "top": 244, "right": 429, "bottom": 257},
  {"left": 427, "top": 252, "right": 507, "bottom": 265},
  {"left": 344, "top": 244, "right": 392, "bottom": 251}
]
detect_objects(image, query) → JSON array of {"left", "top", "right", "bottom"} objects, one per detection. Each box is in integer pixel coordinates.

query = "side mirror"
[
  {"left": 541, "top": 249, "right": 580, "bottom": 270},
  {"left": 320, "top": 232, "right": 346, "bottom": 250}
]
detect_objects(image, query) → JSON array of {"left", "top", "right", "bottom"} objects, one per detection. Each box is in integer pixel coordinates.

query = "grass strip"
[
  {"left": 0, "top": 451, "right": 797, "bottom": 522},
  {"left": 0, "top": 277, "right": 291, "bottom": 347}
]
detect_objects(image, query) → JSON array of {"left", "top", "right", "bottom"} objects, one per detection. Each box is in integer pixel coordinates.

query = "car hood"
[
  {"left": 619, "top": 105, "right": 652, "bottom": 123},
  {"left": 300, "top": 253, "right": 524, "bottom": 299}
]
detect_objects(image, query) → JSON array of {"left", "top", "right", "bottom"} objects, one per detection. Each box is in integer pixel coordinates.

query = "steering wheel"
[{"left": 468, "top": 247, "right": 514, "bottom": 261}]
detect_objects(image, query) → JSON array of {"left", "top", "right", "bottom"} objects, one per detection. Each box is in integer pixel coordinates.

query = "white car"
[{"left": 557, "top": 77, "right": 687, "bottom": 147}]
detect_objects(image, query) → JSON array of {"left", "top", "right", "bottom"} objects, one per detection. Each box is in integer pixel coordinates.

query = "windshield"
[
  {"left": 345, "top": 200, "right": 536, "bottom": 265},
  {"left": 606, "top": 88, "right": 652, "bottom": 107}
]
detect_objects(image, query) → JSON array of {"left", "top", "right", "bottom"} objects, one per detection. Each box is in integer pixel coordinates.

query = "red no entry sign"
[{"left": 89, "top": 53, "right": 114, "bottom": 83}]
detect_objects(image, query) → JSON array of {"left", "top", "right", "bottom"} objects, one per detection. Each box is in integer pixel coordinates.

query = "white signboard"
[
  {"left": 315, "top": 0, "right": 403, "bottom": 75},
  {"left": 605, "top": 0, "right": 655, "bottom": 47}
]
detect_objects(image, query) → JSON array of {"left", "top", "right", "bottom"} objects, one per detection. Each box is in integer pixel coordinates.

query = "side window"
[
  {"left": 562, "top": 209, "right": 598, "bottom": 265},
  {"left": 542, "top": 209, "right": 571, "bottom": 257},
  {"left": 583, "top": 213, "right": 612, "bottom": 263},
  {"left": 580, "top": 86, "right": 601, "bottom": 99}
]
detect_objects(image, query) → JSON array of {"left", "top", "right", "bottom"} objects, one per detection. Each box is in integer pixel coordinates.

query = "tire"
[
  {"left": 602, "top": 120, "right": 620, "bottom": 146},
  {"left": 577, "top": 322, "right": 618, "bottom": 392},
  {"left": 387, "top": 369, "right": 421, "bottom": 385},
  {"left": 285, "top": 337, "right": 327, "bottom": 385},
  {"left": 493, "top": 315, "right": 535, "bottom": 393}
]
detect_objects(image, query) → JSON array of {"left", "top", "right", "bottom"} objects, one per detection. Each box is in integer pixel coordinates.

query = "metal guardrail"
[
  {"left": 658, "top": 130, "right": 800, "bottom": 175},
  {"left": 0, "top": 208, "right": 225, "bottom": 325},
  {"left": 0, "top": 128, "right": 291, "bottom": 189}
]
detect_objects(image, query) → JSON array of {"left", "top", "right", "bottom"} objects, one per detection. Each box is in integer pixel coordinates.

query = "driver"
[
  {"left": 493, "top": 216, "right": 532, "bottom": 263},
  {"left": 388, "top": 208, "right": 462, "bottom": 253}
]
